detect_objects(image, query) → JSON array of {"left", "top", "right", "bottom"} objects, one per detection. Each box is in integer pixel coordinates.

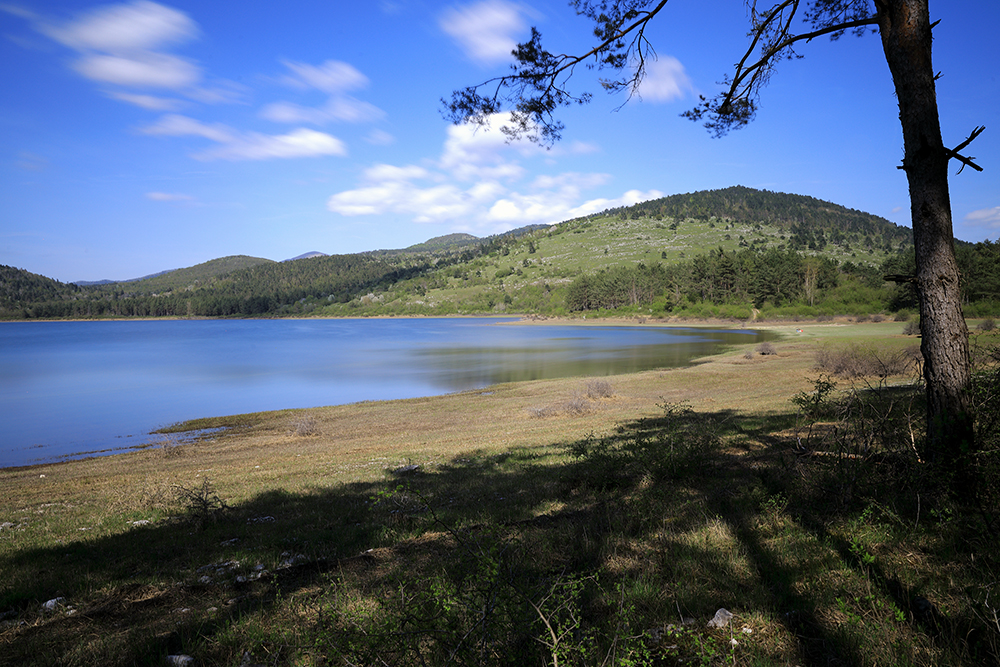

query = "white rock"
[
  {"left": 707, "top": 608, "right": 734, "bottom": 629},
  {"left": 42, "top": 598, "right": 64, "bottom": 613},
  {"left": 165, "top": 655, "right": 196, "bottom": 666}
]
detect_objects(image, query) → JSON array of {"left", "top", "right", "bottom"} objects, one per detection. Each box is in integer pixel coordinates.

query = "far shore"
[
  {"left": 0, "top": 319, "right": 917, "bottom": 478},
  {"left": 1, "top": 311, "right": 872, "bottom": 328}
]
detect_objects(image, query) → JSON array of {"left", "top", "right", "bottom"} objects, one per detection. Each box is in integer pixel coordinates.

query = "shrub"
[
  {"left": 172, "top": 478, "right": 229, "bottom": 525},
  {"left": 756, "top": 341, "right": 777, "bottom": 356},
  {"left": 290, "top": 413, "right": 319, "bottom": 436},
  {"left": 903, "top": 319, "right": 920, "bottom": 336},
  {"left": 586, "top": 379, "right": 614, "bottom": 399},
  {"left": 977, "top": 318, "right": 996, "bottom": 332},
  {"left": 815, "top": 344, "right": 919, "bottom": 379},
  {"left": 791, "top": 374, "right": 839, "bottom": 420}
]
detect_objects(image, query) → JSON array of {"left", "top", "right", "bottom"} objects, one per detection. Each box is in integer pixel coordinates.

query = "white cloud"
[
  {"left": 363, "top": 164, "right": 430, "bottom": 182},
  {"left": 327, "top": 179, "right": 503, "bottom": 222},
  {"left": 141, "top": 114, "right": 346, "bottom": 160},
  {"left": 439, "top": 0, "right": 528, "bottom": 65},
  {"left": 39, "top": 1, "right": 202, "bottom": 90},
  {"left": 107, "top": 90, "right": 183, "bottom": 110},
  {"left": 326, "top": 120, "right": 660, "bottom": 234},
  {"left": 439, "top": 116, "right": 543, "bottom": 180},
  {"left": 41, "top": 0, "right": 196, "bottom": 52},
  {"left": 142, "top": 113, "right": 235, "bottom": 142},
  {"left": 965, "top": 206, "right": 1000, "bottom": 228},
  {"left": 565, "top": 189, "right": 665, "bottom": 218},
  {"left": 260, "top": 96, "right": 384, "bottom": 125},
  {"left": 280, "top": 59, "right": 368, "bottom": 94},
  {"left": 74, "top": 51, "right": 199, "bottom": 87},
  {"left": 636, "top": 56, "right": 693, "bottom": 103},
  {"left": 263, "top": 60, "right": 384, "bottom": 127},
  {"left": 195, "top": 128, "right": 347, "bottom": 161}
]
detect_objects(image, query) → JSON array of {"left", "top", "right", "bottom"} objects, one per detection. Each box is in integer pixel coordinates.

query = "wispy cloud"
[
  {"left": 439, "top": 0, "right": 529, "bottom": 65},
  {"left": 14, "top": 1, "right": 243, "bottom": 107},
  {"left": 636, "top": 56, "right": 694, "bottom": 103},
  {"left": 141, "top": 114, "right": 347, "bottom": 161},
  {"left": 142, "top": 114, "right": 234, "bottom": 143},
  {"left": 40, "top": 0, "right": 201, "bottom": 89},
  {"left": 964, "top": 206, "right": 1000, "bottom": 229},
  {"left": 260, "top": 97, "right": 384, "bottom": 125},
  {"left": 262, "top": 60, "right": 385, "bottom": 126},
  {"left": 40, "top": 0, "right": 197, "bottom": 52},
  {"left": 106, "top": 90, "right": 184, "bottom": 110},
  {"left": 279, "top": 59, "right": 368, "bottom": 94}
]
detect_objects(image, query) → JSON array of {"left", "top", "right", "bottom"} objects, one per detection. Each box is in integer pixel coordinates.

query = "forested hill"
[
  {"left": 6, "top": 186, "right": 996, "bottom": 321},
  {"left": 0, "top": 264, "right": 81, "bottom": 307},
  {"left": 603, "top": 186, "right": 912, "bottom": 250}
]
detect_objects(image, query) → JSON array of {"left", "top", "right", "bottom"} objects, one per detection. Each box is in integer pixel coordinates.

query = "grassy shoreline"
[{"left": 3, "top": 321, "right": 998, "bottom": 666}]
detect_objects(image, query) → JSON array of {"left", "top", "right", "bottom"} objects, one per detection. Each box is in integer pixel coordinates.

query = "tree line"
[{"left": 563, "top": 242, "right": 1000, "bottom": 317}]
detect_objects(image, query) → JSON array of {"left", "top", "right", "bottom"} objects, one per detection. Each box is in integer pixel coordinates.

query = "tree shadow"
[{"left": 2, "top": 404, "right": 996, "bottom": 666}]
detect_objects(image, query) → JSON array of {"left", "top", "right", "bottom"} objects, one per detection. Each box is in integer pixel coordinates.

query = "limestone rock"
[{"left": 707, "top": 608, "right": 733, "bottom": 629}]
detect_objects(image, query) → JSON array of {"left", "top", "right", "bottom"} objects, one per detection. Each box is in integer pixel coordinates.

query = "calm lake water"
[{"left": 0, "top": 318, "right": 767, "bottom": 468}]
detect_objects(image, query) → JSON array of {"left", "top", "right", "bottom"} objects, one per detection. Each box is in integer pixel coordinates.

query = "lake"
[{"left": 0, "top": 318, "right": 768, "bottom": 468}]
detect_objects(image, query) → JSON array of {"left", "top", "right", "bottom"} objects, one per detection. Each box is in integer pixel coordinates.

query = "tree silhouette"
[{"left": 444, "top": 0, "right": 984, "bottom": 474}]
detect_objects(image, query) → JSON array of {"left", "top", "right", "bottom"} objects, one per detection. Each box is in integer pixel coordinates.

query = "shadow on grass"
[{"left": 3, "top": 404, "right": 998, "bottom": 666}]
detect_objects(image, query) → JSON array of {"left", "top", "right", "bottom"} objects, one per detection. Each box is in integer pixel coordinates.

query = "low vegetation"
[{"left": 2, "top": 323, "right": 999, "bottom": 666}]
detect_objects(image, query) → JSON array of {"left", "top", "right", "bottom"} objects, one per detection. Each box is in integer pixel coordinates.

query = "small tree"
[{"left": 444, "top": 0, "right": 983, "bottom": 476}]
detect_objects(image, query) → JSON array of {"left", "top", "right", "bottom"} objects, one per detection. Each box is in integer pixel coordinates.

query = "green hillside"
[
  {"left": 0, "top": 264, "right": 81, "bottom": 312},
  {"left": 5, "top": 186, "right": 998, "bottom": 321},
  {"left": 109, "top": 255, "right": 276, "bottom": 294}
]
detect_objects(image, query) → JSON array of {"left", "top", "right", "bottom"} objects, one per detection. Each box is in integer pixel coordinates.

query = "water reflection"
[{"left": 0, "top": 319, "right": 769, "bottom": 467}]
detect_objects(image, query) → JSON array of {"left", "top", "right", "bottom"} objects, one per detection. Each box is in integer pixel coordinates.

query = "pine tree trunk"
[{"left": 875, "top": 0, "right": 974, "bottom": 468}]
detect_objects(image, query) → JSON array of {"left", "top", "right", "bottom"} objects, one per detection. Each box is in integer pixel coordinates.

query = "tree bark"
[{"left": 875, "top": 0, "right": 974, "bottom": 467}]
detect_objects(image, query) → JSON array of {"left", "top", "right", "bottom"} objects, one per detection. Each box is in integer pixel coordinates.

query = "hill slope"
[{"left": 2, "top": 186, "right": 940, "bottom": 320}]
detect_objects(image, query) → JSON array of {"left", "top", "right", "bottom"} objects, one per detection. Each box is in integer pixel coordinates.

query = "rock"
[
  {"left": 165, "top": 655, "right": 196, "bottom": 667},
  {"left": 42, "top": 598, "right": 64, "bottom": 613},
  {"left": 247, "top": 516, "right": 274, "bottom": 524},
  {"left": 707, "top": 608, "right": 733, "bottom": 629},
  {"left": 394, "top": 464, "right": 421, "bottom": 474}
]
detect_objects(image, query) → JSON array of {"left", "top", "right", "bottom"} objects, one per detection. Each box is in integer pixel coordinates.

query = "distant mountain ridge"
[
  {"left": 286, "top": 252, "right": 327, "bottom": 261},
  {"left": 7, "top": 185, "right": 973, "bottom": 321}
]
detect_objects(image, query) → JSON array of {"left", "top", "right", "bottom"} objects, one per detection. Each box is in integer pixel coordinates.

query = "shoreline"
[
  {"left": 0, "top": 318, "right": 909, "bottom": 473},
  {"left": 0, "top": 311, "right": 869, "bottom": 328}
]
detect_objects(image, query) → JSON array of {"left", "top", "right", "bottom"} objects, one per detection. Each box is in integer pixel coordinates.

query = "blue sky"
[{"left": 2, "top": 0, "right": 997, "bottom": 283}]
